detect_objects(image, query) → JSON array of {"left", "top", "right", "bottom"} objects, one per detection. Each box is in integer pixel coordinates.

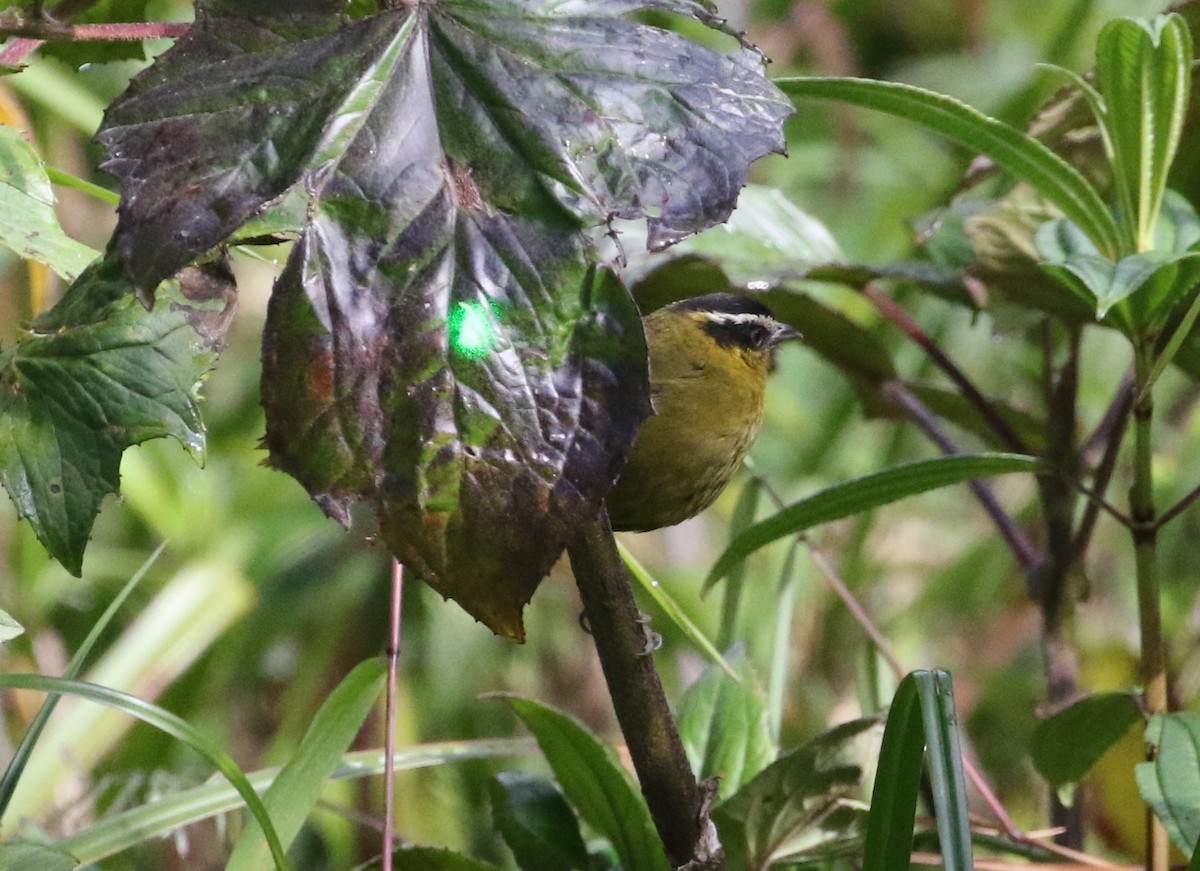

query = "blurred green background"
[{"left": 0, "top": 0, "right": 1189, "bottom": 866}]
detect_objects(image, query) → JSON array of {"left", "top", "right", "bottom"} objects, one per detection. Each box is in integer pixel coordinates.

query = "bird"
[{"left": 605, "top": 293, "right": 799, "bottom": 532}]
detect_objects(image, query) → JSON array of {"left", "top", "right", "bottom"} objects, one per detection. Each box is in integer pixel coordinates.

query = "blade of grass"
[
  {"left": 0, "top": 541, "right": 166, "bottom": 818},
  {"left": 863, "top": 673, "right": 925, "bottom": 871},
  {"left": 0, "top": 674, "right": 292, "bottom": 871},
  {"left": 617, "top": 540, "right": 738, "bottom": 682},
  {"left": 57, "top": 739, "right": 535, "bottom": 864},
  {"left": 707, "top": 454, "right": 1039, "bottom": 586},
  {"left": 716, "top": 478, "right": 762, "bottom": 649},
  {"left": 226, "top": 658, "right": 387, "bottom": 871},
  {"left": 766, "top": 537, "right": 801, "bottom": 744},
  {"left": 919, "top": 671, "right": 974, "bottom": 871}
]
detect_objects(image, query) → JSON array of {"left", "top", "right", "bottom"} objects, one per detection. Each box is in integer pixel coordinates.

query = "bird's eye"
[{"left": 747, "top": 325, "right": 768, "bottom": 348}]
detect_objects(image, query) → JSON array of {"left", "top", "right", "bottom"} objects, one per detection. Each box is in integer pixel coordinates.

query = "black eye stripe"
[{"left": 699, "top": 313, "right": 777, "bottom": 350}]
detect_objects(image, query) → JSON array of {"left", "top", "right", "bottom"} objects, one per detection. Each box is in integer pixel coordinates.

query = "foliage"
[{"left": 8, "top": 1, "right": 1200, "bottom": 870}]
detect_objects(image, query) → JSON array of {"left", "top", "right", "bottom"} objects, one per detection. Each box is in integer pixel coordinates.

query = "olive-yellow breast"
[{"left": 606, "top": 294, "right": 798, "bottom": 532}]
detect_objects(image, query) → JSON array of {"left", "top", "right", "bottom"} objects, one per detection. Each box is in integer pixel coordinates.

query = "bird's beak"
[{"left": 769, "top": 323, "right": 802, "bottom": 347}]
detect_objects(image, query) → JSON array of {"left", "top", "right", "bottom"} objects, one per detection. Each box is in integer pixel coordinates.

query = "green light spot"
[{"left": 449, "top": 301, "right": 495, "bottom": 359}]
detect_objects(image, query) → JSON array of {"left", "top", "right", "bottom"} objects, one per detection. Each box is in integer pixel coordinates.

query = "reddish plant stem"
[
  {"left": 0, "top": 19, "right": 189, "bottom": 66},
  {"left": 880, "top": 379, "right": 1042, "bottom": 571},
  {"left": 0, "top": 18, "right": 189, "bottom": 40},
  {"left": 861, "top": 284, "right": 1030, "bottom": 454},
  {"left": 382, "top": 560, "right": 405, "bottom": 871}
]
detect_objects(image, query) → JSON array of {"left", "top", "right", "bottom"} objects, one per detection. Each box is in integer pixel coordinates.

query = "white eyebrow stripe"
[{"left": 699, "top": 312, "right": 775, "bottom": 328}]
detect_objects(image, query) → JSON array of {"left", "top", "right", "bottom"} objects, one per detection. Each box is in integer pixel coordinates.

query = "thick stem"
[
  {"left": 568, "top": 512, "right": 722, "bottom": 870},
  {"left": 1131, "top": 346, "right": 1168, "bottom": 871},
  {"left": 1031, "top": 323, "right": 1083, "bottom": 847}
]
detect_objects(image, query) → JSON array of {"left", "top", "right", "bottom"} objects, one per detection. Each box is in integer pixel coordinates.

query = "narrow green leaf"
[
  {"left": 0, "top": 126, "right": 97, "bottom": 279},
  {"left": 766, "top": 538, "right": 803, "bottom": 745},
  {"left": 0, "top": 543, "right": 166, "bottom": 819},
  {"left": 0, "top": 842, "right": 78, "bottom": 871},
  {"left": 863, "top": 674, "right": 925, "bottom": 871},
  {"left": 677, "top": 652, "right": 775, "bottom": 800},
  {"left": 777, "top": 77, "right": 1120, "bottom": 258},
  {"left": 58, "top": 740, "right": 535, "bottom": 865},
  {"left": 490, "top": 772, "right": 590, "bottom": 871},
  {"left": 706, "top": 454, "right": 1039, "bottom": 586},
  {"left": 715, "top": 478, "right": 763, "bottom": 646},
  {"left": 918, "top": 671, "right": 973, "bottom": 871},
  {"left": 43, "top": 166, "right": 120, "bottom": 206},
  {"left": 1030, "top": 692, "right": 1143, "bottom": 802},
  {"left": 0, "top": 674, "right": 291, "bottom": 871},
  {"left": 1137, "top": 712, "right": 1200, "bottom": 855},
  {"left": 227, "top": 658, "right": 387, "bottom": 871},
  {"left": 500, "top": 695, "right": 670, "bottom": 871},
  {"left": 1095, "top": 15, "right": 1192, "bottom": 251},
  {"left": 714, "top": 718, "right": 875, "bottom": 868},
  {"left": 618, "top": 540, "right": 738, "bottom": 681},
  {"left": 0, "top": 607, "right": 23, "bottom": 642}
]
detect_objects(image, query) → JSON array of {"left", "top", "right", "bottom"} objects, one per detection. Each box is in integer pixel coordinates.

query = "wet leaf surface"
[{"left": 97, "top": 0, "right": 789, "bottom": 636}]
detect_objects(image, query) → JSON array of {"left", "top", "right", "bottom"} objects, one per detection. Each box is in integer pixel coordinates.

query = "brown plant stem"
[
  {"left": 1032, "top": 322, "right": 1083, "bottom": 848},
  {"left": 568, "top": 512, "right": 721, "bottom": 870}
]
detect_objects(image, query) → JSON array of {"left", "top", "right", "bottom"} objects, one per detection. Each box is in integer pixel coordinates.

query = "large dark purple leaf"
[{"left": 97, "top": 0, "right": 789, "bottom": 637}]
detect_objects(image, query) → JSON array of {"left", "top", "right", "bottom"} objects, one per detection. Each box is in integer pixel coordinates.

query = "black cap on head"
[{"left": 668, "top": 292, "right": 775, "bottom": 319}]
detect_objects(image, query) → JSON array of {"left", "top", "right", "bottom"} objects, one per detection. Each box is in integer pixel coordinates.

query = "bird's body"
[{"left": 606, "top": 294, "right": 797, "bottom": 532}]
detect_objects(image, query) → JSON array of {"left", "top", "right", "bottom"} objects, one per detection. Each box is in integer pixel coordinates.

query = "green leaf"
[
  {"left": 1137, "top": 712, "right": 1200, "bottom": 856},
  {"left": 716, "top": 477, "right": 763, "bottom": 647},
  {"left": 0, "top": 259, "right": 234, "bottom": 575},
  {"left": 919, "top": 672, "right": 974, "bottom": 871},
  {"left": 777, "top": 77, "right": 1121, "bottom": 259},
  {"left": 0, "top": 126, "right": 97, "bottom": 280},
  {"left": 864, "top": 671, "right": 973, "bottom": 871},
  {"left": 0, "top": 544, "right": 164, "bottom": 819},
  {"left": 490, "top": 772, "right": 590, "bottom": 871},
  {"left": 1038, "top": 217, "right": 1200, "bottom": 331},
  {"left": 0, "top": 607, "right": 23, "bottom": 642},
  {"left": 58, "top": 740, "right": 535, "bottom": 865},
  {"left": 0, "top": 842, "right": 78, "bottom": 871},
  {"left": 0, "top": 673, "right": 292, "bottom": 871},
  {"left": 649, "top": 185, "right": 843, "bottom": 286},
  {"left": 1030, "top": 692, "right": 1143, "bottom": 805},
  {"left": 226, "top": 658, "right": 387, "bottom": 871},
  {"left": 677, "top": 652, "right": 775, "bottom": 800},
  {"left": 706, "top": 453, "right": 1039, "bottom": 586},
  {"left": 501, "top": 695, "right": 670, "bottom": 871},
  {"left": 1094, "top": 14, "right": 1193, "bottom": 251},
  {"left": 713, "top": 718, "right": 875, "bottom": 869}
]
